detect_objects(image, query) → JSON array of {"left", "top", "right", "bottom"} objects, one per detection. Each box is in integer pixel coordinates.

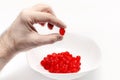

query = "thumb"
[
  {"left": 40, "top": 33, "right": 63, "bottom": 45},
  {"left": 29, "top": 33, "right": 63, "bottom": 46}
]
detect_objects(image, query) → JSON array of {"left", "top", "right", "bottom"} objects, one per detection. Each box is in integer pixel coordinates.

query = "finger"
[
  {"left": 47, "top": 23, "right": 54, "bottom": 30},
  {"left": 40, "top": 33, "right": 63, "bottom": 45},
  {"left": 29, "top": 33, "right": 63, "bottom": 46},
  {"left": 41, "top": 8, "right": 56, "bottom": 17},
  {"left": 32, "top": 4, "right": 56, "bottom": 16},
  {"left": 32, "top": 12, "right": 66, "bottom": 28}
]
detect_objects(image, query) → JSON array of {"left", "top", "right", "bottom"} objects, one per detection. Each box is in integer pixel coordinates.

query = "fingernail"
[{"left": 57, "top": 35, "right": 63, "bottom": 40}]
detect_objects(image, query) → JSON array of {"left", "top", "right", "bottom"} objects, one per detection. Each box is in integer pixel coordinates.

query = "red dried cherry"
[
  {"left": 59, "top": 28, "right": 65, "bottom": 35},
  {"left": 47, "top": 23, "right": 54, "bottom": 30},
  {"left": 40, "top": 51, "right": 81, "bottom": 73}
]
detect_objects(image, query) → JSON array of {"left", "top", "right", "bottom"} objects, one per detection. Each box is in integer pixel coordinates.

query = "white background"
[{"left": 0, "top": 0, "right": 120, "bottom": 80}]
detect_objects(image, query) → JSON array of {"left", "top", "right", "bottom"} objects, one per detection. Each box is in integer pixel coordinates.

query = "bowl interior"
[{"left": 26, "top": 33, "right": 101, "bottom": 80}]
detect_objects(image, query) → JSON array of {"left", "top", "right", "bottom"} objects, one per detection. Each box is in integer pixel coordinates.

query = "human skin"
[{"left": 0, "top": 4, "right": 66, "bottom": 70}]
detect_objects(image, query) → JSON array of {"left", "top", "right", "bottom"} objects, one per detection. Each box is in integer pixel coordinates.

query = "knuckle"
[
  {"left": 33, "top": 3, "right": 44, "bottom": 8},
  {"left": 34, "top": 4, "right": 52, "bottom": 10},
  {"left": 42, "top": 5, "right": 52, "bottom": 12},
  {"left": 47, "top": 14, "right": 52, "bottom": 22},
  {"left": 20, "top": 9, "right": 32, "bottom": 22},
  {"left": 20, "top": 9, "right": 27, "bottom": 16},
  {"left": 20, "top": 9, "right": 28, "bottom": 19},
  {"left": 45, "top": 6, "right": 52, "bottom": 10},
  {"left": 41, "top": 4, "right": 51, "bottom": 9},
  {"left": 44, "top": 6, "right": 53, "bottom": 13}
]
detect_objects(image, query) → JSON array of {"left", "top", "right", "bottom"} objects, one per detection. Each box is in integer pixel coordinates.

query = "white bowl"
[{"left": 26, "top": 33, "right": 101, "bottom": 80}]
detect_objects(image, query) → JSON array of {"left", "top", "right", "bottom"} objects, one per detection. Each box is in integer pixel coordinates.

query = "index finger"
[
  {"left": 32, "top": 12, "right": 66, "bottom": 28},
  {"left": 31, "top": 4, "right": 56, "bottom": 16}
]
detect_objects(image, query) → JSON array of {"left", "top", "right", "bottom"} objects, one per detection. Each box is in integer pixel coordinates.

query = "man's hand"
[
  {"left": 0, "top": 4, "right": 66, "bottom": 70},
  {"left": 1, "top": 4, "right": 66, "bottom": 53}
]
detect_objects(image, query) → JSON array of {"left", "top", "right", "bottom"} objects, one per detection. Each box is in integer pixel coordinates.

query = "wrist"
[
  {"left": 0, "top": 30, "right": 17, "bottom": 70},
  {"left": 0, "top": 30, "right": 17, "bottom": 58}
]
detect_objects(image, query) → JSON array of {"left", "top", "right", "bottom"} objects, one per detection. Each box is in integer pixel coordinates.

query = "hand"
[{"left": 0, "top": 4, "right": 66, "bottom": 54}]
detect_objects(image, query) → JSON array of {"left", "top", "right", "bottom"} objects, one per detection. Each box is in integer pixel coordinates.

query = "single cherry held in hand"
[{"left": 59, "top": 28, "right": 65, "bottom": 36}]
